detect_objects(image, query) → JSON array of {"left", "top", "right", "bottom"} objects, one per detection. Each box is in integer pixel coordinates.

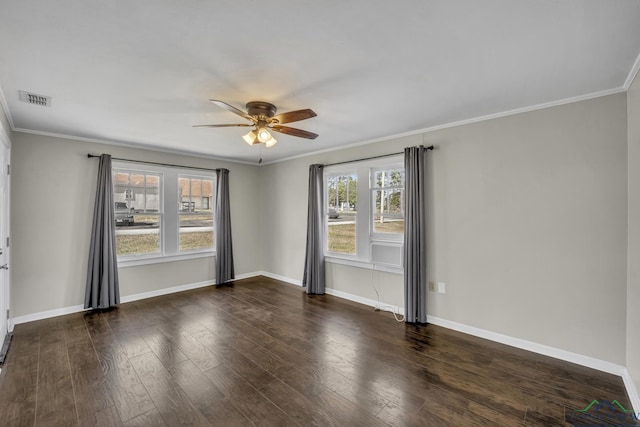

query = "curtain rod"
[
  {"left": 87, "top": 154, "right": 221, "bottom": 172},
  {"left": 323, "top": 145, "right": 433, "bottom": 167}
]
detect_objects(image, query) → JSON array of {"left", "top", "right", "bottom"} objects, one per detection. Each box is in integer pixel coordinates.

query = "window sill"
[
  {"left": 324, "top": 256, "right": 403, "bottom": 275},
  {"left": 118, "top": 250, "right": 215, "bottom": 268}
]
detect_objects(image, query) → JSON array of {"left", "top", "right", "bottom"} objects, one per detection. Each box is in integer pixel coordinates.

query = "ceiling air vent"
[{"left": 19, "top": 90, "right": 51, "bottom": 107}]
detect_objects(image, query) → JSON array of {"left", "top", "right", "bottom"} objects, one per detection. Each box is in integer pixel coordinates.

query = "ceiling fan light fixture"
[
  {"left": 196, "top": 100, "right": 318, "bottom": 149},
  {"left": 257, "top": 127, "right": 272, "bottom": 143},
  {"left": 265, "top": 135, "right": 278, "bottom": 148},
  {"left": 242, "top": 130, "right": 257, "bottom": 145}
]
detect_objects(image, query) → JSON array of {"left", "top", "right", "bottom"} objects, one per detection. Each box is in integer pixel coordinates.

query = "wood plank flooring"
[{"left": 0, "top": 276, "right": 636, "bottom": 426}]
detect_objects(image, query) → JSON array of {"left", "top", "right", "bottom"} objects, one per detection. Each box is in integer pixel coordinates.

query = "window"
[
  {"left": 113, "top": 170, "right": 163, "bottom": 256},
  {"left": 324, "top": 156, "right": 404, "bottom": 267},
  {"left": 326, "top": 172, "right": 357, "bottom": 254},
  {"left": 178, "top": 175, "right": 214, "bottom": 251},
  {"left": 372, "top": 167, "right": 404, "bottom": 236},
  {"left": 112, "top": 163, "right": 216, "bottom": 263}
]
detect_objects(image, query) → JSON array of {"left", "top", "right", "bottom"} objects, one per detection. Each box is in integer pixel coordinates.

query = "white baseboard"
[
  {"left": 256, "top": 272, "right": 405, "bottom": 314},
  {"left": 425, "top": 315, "right": 625, "bottom": 376},
  {"left": 12, "top": 304, "right": 86, "bottom": 325},
  {"left": 623, "top": 368, "right": 640, "bottom": 412},
  {"left": 259, "top": 271, "right": 303, "bottom": 286},
  {"left": 12, "top": 279, "right": 219, "bottom": 325},
  {"left": 10, "top": 273, "right": 264, "bottom": 326},
  {"left": 260, "top": 271, "right": 406, "bottom": 314},
  {"left": 235, "top": 271, "right": 262, "bottom": 281},
  {"left": 119, "top": 280, "right": 215, "bottom": 304},
  {"left": 324, "top": 287, "right": 405, "bottom": 315}
]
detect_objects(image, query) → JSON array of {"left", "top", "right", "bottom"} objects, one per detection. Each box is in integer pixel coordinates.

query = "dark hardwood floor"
[{"left": 0, "top": 276, "right": 636, "bottom": 426}]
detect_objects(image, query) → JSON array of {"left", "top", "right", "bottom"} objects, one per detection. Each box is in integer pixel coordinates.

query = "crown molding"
[
  {"left": 12, "top": 128, "right": 258, "bottom": 166},
  {"left": 262, "top": 87, "right": 626, "bottom": 166},
  {"left": 1, "top": 78, "right": 632, "bottom": 168},
  {"left": 624, "top": 50, "right": 640, "bottom": 90}
]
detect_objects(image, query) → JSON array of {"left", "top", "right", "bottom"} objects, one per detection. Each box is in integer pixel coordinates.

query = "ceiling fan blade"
[
  {"left": 271, "top": 125, "right": 319, "bottom": 139},
  {"left": 193, "top": 124, "right": 252, "bottom": 128},
  {"left": 271, "top": 109, "right": 316, "bottom": 124},
  {"left": 209, "top": 100, "right": 254, "bottom": 122}
]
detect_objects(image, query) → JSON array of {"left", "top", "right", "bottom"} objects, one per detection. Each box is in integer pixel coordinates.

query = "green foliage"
[
  {"left": 375, "top": 169, "right": 403, "bottom": 187},
  {"left": 374, "top": 169, "right": 404, "bottom": 215},
  {"left": 327, "top": 175, "right": 357, "bottom": 209},
  {"left": 375, "top": 189, "right": 403, "bottom": 214}
]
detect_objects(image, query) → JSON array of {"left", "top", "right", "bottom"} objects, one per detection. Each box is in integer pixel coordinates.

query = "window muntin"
[
  {"left": 113, "top": 170, "right": 163, "bottom": 256},
  {"left": 179, "top": 176, "right": 214, "bottom": 252},
  {"left": 372, "top": 167, "right": 404, "bottom": 235},
  {"left": 326, "top": 172, "right": 357, "bottom": 255}
]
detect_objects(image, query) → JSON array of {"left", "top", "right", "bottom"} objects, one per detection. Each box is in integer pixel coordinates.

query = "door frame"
[{"left": 0, "top": 119, "right": 11, "bottom": 340}]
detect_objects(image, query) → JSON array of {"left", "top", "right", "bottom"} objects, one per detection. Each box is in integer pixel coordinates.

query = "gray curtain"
[
  {"left": 85, "top": 154, "right": 120, "bottom": 309},
  {"left": 404, "top": 146, "right": 428, "bottom": 323},
  {"left": 302, "top": 164, "right": 325, "bottom": 294},
  {"left": 215, "top": 168, "right": 235, "bottom": 285}
]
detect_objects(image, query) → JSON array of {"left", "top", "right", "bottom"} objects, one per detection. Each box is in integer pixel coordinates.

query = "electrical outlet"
[
  {"left": 428, "top": 281, "right": 435, "bottom": 291},
  {"left": 438, "top": 282, "right": 446, "bottom": 294}
]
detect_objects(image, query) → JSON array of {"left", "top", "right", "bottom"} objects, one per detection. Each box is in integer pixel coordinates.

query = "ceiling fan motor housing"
[{"left": 246, "top": 101, "right": 277, "bottom": 119}]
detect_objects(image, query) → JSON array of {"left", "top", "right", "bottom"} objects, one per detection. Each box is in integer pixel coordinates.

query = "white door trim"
[{"left": 0, "top": 116, "right": 11, "bottom": 341}]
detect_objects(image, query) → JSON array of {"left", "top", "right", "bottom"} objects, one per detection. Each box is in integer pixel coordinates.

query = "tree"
[
  {"left": 375, "top": 169, "right": 404, "bottom": 222},
  {"left": 328, "top": 175, "right": 357, "bottom": 210}
]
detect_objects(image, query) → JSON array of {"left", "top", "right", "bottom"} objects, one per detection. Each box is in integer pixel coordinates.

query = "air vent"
[{"left": 19, "top": 90, "right": 51, "bottom": 107}]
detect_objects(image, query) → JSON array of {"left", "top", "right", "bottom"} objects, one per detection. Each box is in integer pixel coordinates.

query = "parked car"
[
  {"left": 328, "top": 208, "right": 339, "bottom": 219},
  {"left": 115, "top": 202, "right": 134, "bottom": 226}
]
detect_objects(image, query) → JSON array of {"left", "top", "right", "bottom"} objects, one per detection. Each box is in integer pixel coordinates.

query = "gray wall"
[
  {"left": 628, "top": 73, "right": 640, "bottom": 392},
  {"left": 10, "top": 133, "right": 261, "bottom": 317},
  {"left": 260, "top": 93, "right": 628, "bottom": 364}
]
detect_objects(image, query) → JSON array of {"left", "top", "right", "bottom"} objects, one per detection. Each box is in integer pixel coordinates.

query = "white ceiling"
[{"left": 1, "top": 0, "right": 639, "bottom": 164}]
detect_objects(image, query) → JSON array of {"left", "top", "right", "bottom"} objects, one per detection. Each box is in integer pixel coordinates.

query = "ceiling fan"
[{"left": 194, "top": 100, "right": 318, "bottom": 148}]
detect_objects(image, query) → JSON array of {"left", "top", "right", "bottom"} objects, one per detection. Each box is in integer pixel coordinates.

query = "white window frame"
[
  {"left": 324, "top": 155, "right": 404, "bottom": 273},
  {"left": 114, "top": 161, "right": 216, "bottom": 267}
]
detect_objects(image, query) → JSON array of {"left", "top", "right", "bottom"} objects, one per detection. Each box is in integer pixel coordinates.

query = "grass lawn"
[
  {"left": 328, "top": 220, "right": 404, "bottom": 254},
  {"left": 328, "top": 223, "right": 356, "bottom": 253},
  {"left": 179, "top": 231, "right": 214, "bottom": 251},
  {"left": 115, "top": 230, "right": 213, "bottom": 255},
  {"left": 374, "top": 220, "right": 404, "bottom": 234},
  {"left": 116, "top": 234, "right": 160, "bottom": 256},
  {"left": 116, "top": 221, "right": 402, "bottom": 256}
]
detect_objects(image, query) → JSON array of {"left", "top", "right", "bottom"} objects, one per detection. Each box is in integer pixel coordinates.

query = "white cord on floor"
[{"left": 371, "top": 266, "right": 405, "bottom": 322}]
